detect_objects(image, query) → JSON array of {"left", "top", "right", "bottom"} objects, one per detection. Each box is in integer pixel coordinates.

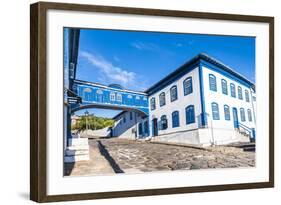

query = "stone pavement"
[
  {"left": 64, "top": 139, "right": 114, "bottom": 176},
  {"left": 64, "top": 138, "right": 255, "bottom": 176}
]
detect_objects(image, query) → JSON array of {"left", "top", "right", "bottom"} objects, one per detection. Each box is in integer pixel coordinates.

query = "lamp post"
[{"left": 85, "top": 110, "right": 89, "bottom": 135}]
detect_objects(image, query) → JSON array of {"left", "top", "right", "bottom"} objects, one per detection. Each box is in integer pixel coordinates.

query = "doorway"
[
  {"left": 152, "top": 118, "right": 158, "bottom": 136},
  {"left": 232, "top": 107, "right": 239, "bottom": 128}
]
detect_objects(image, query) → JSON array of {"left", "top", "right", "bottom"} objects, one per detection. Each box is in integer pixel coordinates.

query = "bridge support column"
[
  {"left": 66, "top": 106, "right": 72, "bottom": 146},
  {"left": 63, "top": 28, "right": 89, "bottom": 163}
]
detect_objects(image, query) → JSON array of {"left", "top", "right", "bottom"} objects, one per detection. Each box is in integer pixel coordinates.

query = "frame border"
[{"left": 30, "top": 1, "right": 274, "bottom": 202}]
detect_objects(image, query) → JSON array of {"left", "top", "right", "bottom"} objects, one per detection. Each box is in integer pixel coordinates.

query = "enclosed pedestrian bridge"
[{"left": 70, "top": 79, "right": 149, "bottom": 116}]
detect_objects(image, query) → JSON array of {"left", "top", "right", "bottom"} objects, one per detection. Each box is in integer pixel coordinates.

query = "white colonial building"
[
  {"left": 112, "top": 111, "right": 149, "bottom": 139},
  {"left": 111, "top": 53, "right": 256, "bottom": 146}
]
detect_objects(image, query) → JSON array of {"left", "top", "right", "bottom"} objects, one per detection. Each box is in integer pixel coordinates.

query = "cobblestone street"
[{"left": 65, "top": 138, "right": 255, "bottom": 176}]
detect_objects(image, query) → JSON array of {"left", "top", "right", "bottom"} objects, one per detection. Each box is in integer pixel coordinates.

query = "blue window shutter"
[
  {"left": 211, "top": 102, "right": 220, "bottom": 120},
  {"left": 224, "top": 105, "right": 230, "bottom": 120},
  {"left": 170, "top": 86, "right": 178, "bottom": 102},
  {"left": 183, "top": 77, "right": 193, "bottom": 95},
  {"left": 221, "top": 79, "right": 228, "bottom": 95},
  {"left": 245, "top": 90, "right": 250, "bottom": 102},
  {"left": 209, "top": 74, "right": 217, "bottom": 91},
  {"left": 150, "top": 97, "right": 156, "bottom": 110},
  {"left": 159, "top": 92, "right": 166, "bottom": 107},
  {"left": 230, "top": 83, "right": 236, "bottom": 98},
  {"left": 161, "top": 115, "right": 168, "bottom": 130},
  {"left": 240, "top": 108, "right": 246, "bottom": 122},
  {"left": 186, "top": 105, "right": 195, "bottom": 124},
  {"left": 238, "top": 86, "right": 243, "bottom": 100},
  {"left": 172, "top": 111, "right": 180, "bottom": 128},
  {"left": 247, "top": 109, "right": 252, "bottom": 121}
]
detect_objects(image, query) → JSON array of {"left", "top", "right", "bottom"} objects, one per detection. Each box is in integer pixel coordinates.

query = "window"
[
  {"left": 127, "top": 95, "right": 133, "bottom": 105},
  {"left": 185, "top": 105, "right": 195, "bottom": 124},
  {"left": 245, "top": 90, "right": 250, "bottom": 102},
  {"left": 247, "top": 109, "right": 253, "bottom": 122},
  {"left": 116, "top": 93, "right": 122, "bottom": 102},
  {"left": 170, "top": 86, "right": 178, "bottom": 102},
  {"left": 84, "top": 92, "right": 91, "bottom": 101},
  {"left": 109, "top": 92, "right": 115, "bottom": 101},
  {"left": 130, "top": 112, "right": 133, "bottom": 120},
  {"left": 160, "top": 115, "right": 168, "bottom": 130},
  {"left": 211, "top": 102, "right": 220, "bottom": 120},
  {"left": 209, "top": 74, "right": 217, "bottom": 91},
  {"left": 183, "top": 77, "right": 193, "bottom": 95},
  {"left": 96, "top": 89, "right": 103, "bottom": 102},
  {"left": 230, "top": 83, "right": 236, "bottom": 98},
  {"left": 238, "top": 86, "right": 243, "bottom": 100},
  {"left": 123, "top": 115, "right": 126, "bottom": 123},
  {"left": 224, "top": 105, "right": 230, "bottom": 120},
  {"left": 240, "top": 108, "right": 246, "bottom": 122},
  {"left": 221, "top": 79, "right": 228, "bottom": 95},
  {"left": 159, "top": 92, "right": 166, "bottom": 107},
  {"left": 150, "top": 97, "right": 156, "bottom": 110},
  {"left": 96, "top": 89, "right": 103, "bottom": 94},
  {"left": 172, "top": 111, "right": 180, "bottom": 128},
  {"left": 138, "top": 123, "right": 143, "bottom": 135}
]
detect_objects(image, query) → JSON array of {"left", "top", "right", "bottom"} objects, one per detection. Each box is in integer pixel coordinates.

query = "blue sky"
[{"left": 74, "top": 28, "right": 255, "bottom": 117}]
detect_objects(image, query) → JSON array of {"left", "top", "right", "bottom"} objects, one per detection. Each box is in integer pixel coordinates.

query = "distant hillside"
[{"left": 71, "top": 115, "right": 115, "bottom": 131}]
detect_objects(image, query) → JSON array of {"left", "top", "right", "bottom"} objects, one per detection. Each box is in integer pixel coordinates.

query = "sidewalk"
[{"left": 64, "top": 140, "right": 114, "bottom": 176}]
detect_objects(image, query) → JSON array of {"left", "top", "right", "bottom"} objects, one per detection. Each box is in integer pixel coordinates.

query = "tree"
[{"left": 71, "top": 115, "right": 115, "bottom": 131}]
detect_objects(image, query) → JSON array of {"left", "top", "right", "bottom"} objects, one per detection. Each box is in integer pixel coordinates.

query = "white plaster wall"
[
  {"left": 202, "top": 65, "right": 256, "bottom": 133},
  {"left": 198, "top": 128, "right": 249, "bottom": 145},
  {"left": 251, "top": 90, "right": 257, "bottom": 123},
  {"left": 148, "top": 67, "right": 202, "bottom": 136},
  {"left": 152, "top": 130, "right": 200, "bottom": 144}
]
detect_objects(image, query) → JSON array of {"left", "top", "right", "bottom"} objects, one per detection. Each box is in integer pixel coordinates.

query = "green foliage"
[{"left": 71, "top": 115, "right": 115, "bottom": 131}]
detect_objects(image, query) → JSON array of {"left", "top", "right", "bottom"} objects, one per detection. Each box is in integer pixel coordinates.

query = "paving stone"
[{"left": 65, "top": 138, "right": 255, "bottom": 176}]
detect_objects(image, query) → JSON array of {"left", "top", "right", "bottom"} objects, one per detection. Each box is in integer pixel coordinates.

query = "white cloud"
[
  {"left": 80, "top": 51, "right": 143, "bottom": 89},
  {"left": 131, "top": 41, "right": 175, "bottom": 57},
  {"left": 131, "top": 42, "right": 158, "bottom": 51}
]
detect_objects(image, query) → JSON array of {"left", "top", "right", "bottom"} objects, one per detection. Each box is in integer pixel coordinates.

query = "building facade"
[
  {"left": 111, "top": 53, "right": 256, "bottom": 146},
  {"left": 112, "top": 111, "right": 149, "bottom": 139}
]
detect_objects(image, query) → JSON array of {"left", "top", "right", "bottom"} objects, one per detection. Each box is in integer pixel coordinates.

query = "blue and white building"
[
  {"left": 64, "top": 28, "right": 256, "bottom": 163},
  {"left": 110, "top": 53, "right": 256, "bottom": 146}
]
